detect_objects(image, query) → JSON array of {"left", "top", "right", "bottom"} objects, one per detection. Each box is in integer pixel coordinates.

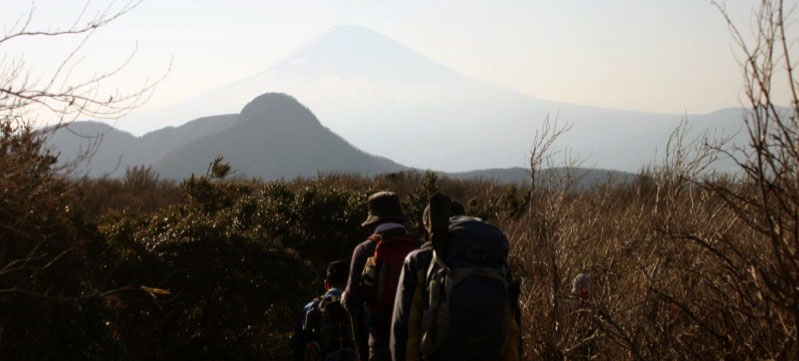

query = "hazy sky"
[{"left": 0, "top": 1, "right": 784, "bottom": 117}]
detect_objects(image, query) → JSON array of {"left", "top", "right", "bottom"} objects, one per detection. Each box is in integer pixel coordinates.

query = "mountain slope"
[
  {"left": 139, "top": 114, "right": 240, "bottom": 159},
  {"left": 46, "top": 121, "right": 143, "bottom": 177},
  {"left": 47, "top": 114, "right": 238, "bottom": 177},
  {"left": 154, "top": 93, "right": 405, "bottom": 179},
  {"left": 46, "top": 93, "right": 406, "bottom": 179},
  {"left": 117, "top": 25, "right": 748, "bottom": 173}
]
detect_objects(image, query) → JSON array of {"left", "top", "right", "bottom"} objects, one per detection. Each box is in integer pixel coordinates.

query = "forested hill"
[
  {"left": 46, "top": 93, "right": 405, "bottom": 179},
  {"left": 45, "top": 92, "right": 635, "bottom": 185}
]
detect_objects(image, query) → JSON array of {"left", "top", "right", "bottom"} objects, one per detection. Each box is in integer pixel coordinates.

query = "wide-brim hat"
[{"left": 362, "top": 191, "right": 407, "bottom": 227}]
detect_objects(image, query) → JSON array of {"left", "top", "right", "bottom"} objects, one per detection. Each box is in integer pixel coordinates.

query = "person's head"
[
  {"left": 324, "top": 260, "right": 349, "bottom": 290},
  {"left": 361, "top": 191, "right": 407, "bottom": 231},
  {"left": 422, "top": 200, "right": 465, "bottom": 236},
  {"left": 571, "top": 273, "right": 592, "bottom": 300}
]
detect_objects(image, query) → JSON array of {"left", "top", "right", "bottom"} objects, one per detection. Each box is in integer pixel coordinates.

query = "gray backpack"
[
  {"left": 420, "top": 216, "right": 516, "bottom": 361},
  {"left": 304, "top": 295, "right": 357, "bottom": 361}
]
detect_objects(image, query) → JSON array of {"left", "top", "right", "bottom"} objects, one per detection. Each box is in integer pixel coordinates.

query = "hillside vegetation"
[{"left": 2, "top": 113, "right": 797, "bottom": 359}]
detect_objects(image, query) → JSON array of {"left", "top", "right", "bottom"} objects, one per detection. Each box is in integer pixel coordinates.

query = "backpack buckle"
[{"left": 468, "top": 247, "right": 487, "bottom": 262}]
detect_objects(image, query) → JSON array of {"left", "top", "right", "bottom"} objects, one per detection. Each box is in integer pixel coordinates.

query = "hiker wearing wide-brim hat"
[
  {"left": 361, "top": 191, "right": 407, "bottom": 228},
  {"left": 343, "top": 191, "right": 419, "bottom": 361}
]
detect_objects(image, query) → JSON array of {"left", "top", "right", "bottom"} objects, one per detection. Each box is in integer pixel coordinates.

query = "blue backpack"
[{"left": 420, "top": 216, "right": 515, "bottom": 361}]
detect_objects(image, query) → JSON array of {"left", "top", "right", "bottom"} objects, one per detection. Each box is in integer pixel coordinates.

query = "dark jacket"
[
  {"left": 390, "top": 243, "right": 434, "bottom": 361},
  {"left": 343, "top": 225, "right": 416, "bottom": 347}
]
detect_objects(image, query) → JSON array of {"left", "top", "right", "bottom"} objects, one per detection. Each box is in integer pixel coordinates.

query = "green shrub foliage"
[
  {"left": 6, "top": 119, "right": 796, "bottom": 360},
  {"left": 2, "top": 129, "right": 498, "bottom": 360},
  {"left": 1, "top": 123, "right": 121, "bottom": 360}
]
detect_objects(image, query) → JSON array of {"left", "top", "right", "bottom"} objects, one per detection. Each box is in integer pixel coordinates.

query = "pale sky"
[{"left": 0, "top": 0, "right": 783, "bottom": 117}]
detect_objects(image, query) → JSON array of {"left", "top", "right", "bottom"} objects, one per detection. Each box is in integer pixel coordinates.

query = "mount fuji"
[{"left": 114, "top": 25, "right": 745, "bottom": 173}]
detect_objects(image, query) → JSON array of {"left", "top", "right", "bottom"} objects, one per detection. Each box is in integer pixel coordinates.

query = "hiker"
[
  {"left": 567, "top": 273, "right": 596, "bottom": 361},
  {"left": 571, "top": 273, "right": 591, "bottom": 302},
  {"left": 391, "top": 195, "right": 522, "bottom": 361},
  {"left": 390, "top": 201, "right": 466, "bottom": 361},
  {"left": 292, "top": 260, "right": 356, "bottom": 361},
  {"left": 342, "top": 191, "right": 420, "bottom": 361}
]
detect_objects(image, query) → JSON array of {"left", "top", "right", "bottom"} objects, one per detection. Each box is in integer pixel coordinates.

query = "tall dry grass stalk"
[{"left": 507, "top": 2, "right": 798, "bottom": 359}]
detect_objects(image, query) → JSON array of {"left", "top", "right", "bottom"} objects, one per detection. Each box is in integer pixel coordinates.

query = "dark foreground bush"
[
  {"left": 4, "top": 110, "right": 798, "bottom": 360},
  {"left": 1, "top": 123, "right": 122, "bottom": 360},
  {"left": 5, "top": 111, "right": 797, "bottom": 361}
]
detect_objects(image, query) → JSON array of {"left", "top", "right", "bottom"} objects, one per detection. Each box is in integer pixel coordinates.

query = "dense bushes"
[
  {"left": 3, "top": 101, "right": 798, "bottom": 361},
  {"left": 2, "top": 113, "right": 798, "bottom": 360},
  {"left": 0, "top": 123, "right": 120, "bottom": 360},
  {"left": 95, "top": 204, "right": 317, "bottom": 360},
  {"left": 2, "top": 130, "right": 483, "bottom": 360}
]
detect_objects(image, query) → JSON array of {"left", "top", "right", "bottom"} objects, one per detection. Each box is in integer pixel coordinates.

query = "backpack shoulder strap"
[
  {"left": 424, "top": 251, "right": 445, "bottom": 294},
  {"left": 421, "top": 251, "right": 451, "bottom": 357},
  {"left": 317, "top": 295, "right": 333, "bottom": 309},
  {"left": 303, "top": 296, "right": 325, "bottom": 332},
  {"left": 309, "top": 296, "right": 324, "bottom": 314}
]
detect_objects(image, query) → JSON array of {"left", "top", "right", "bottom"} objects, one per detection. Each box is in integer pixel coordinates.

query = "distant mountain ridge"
[
  {"left": 155, "top": 93, "right": 405, "bottom": 179},
  {"left": 46, "top": 92, "right": 636, "bottom": 184},
  {"left": 48, "top": 93, "right": 405, "bottom": 179},
  {"left": 443, "top": 167, "right": 637, "bottom": 185},
  {"left": 116, "top": 25, "right": 749, "bottom": 173}
]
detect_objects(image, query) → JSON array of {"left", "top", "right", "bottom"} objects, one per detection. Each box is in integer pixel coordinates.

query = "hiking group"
[{"left": 293, "top": 191, "right": 522, "bottom": 361}]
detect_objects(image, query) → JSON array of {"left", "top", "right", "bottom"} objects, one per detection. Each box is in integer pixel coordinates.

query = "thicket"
[
  {"left": 2, "top": 132, "right": 530, "bottom": 359},
  {"left": 2, "top": 125, "right": 797, "bottom": 360}
]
